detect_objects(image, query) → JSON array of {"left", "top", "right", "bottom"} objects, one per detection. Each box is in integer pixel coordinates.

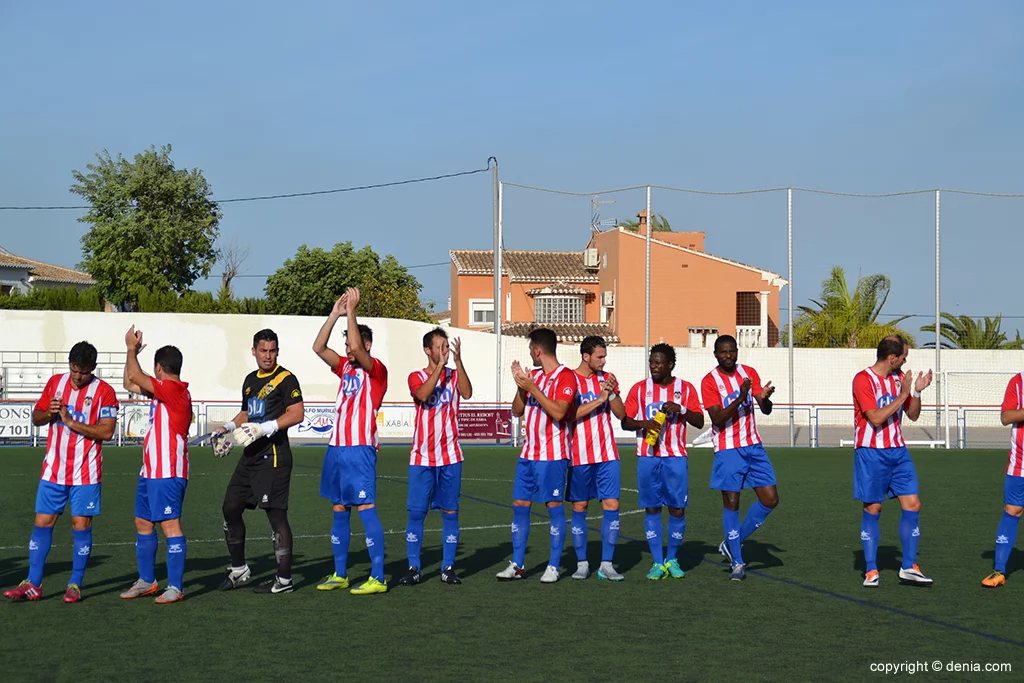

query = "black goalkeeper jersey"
[{"left": 240, "top": 366, "right": 303, "bottom": 467}]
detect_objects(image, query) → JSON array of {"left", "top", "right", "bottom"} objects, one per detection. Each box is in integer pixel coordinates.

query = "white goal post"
[{"left": 942, "top": 370, "right": 1019, "bottom": 450}]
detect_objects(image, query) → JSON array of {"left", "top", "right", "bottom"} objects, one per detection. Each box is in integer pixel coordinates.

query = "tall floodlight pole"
[
  {"left": 788, "top": 188, "right": 794, "bottom": 447},
  {"left": 645, "top": 186, "right": 651, "bottom": 376},
  {"left": 492, "top": 160, "right": 502, "bottom": 413},
  {"left": 935, "top": 190, "right": 943, "bottom": 447}
]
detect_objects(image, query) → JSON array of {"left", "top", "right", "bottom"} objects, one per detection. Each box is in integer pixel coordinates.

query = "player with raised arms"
[
  {"left": 4, "top": 342, "right": 119, "bottom": 603},
  {"left": 701, "top": 334, "right": 779, "bottom": 582},
  {"left": 119, "top": 327, "right": 194, "bottom": 604},
  {"left": 852, "top": 335, "right": 934, "bottom": 587},
  {"left": 497, "top": 327, "right": 577, "bottom": 583},
  {"left": 313, "top": 288, "right": 390, "bottom": 596},
  {"left": 567, "top": 335, "right": 626, "bottom": 581},
  {"left": 623, "top": 343, "right": 704, "bottom": 581},
  {"left": 981, "top": 372, "right": 1024, "bottom": 587},
  {"left": 213, "top": 328, "right": 306, "bottom": 594},
  {"left": 397, "top": 327, "right": 473, "bottom": 587}
]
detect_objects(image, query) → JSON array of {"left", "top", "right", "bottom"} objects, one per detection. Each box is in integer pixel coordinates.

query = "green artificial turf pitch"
[{"left": 0, "top": 446, "right": 1021, "bottom": 682}]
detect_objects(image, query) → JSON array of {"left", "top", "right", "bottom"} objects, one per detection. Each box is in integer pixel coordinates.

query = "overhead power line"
[{"left": 0, "top": 160, "right": 496, "bottom": 210}]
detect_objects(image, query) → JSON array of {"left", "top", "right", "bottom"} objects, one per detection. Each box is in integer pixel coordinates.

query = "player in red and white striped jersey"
[
  {"left": 313, "top": 288, "right": 389, "bottom": 595},
  {"left": 981, "top": 373, "right": 1024, "bottom": 587},
  {"left": 701, "top": 335, "right": 778, "bottom": 582},
  {"left": 623, "top": 344, "right": 704, "bottom": 581},
  {"left": 397, "top": 327, "right": 474, "bottom": 588},
  {"left": 120, "top": 327, "right": 194, "bottom": 604},
  {"left": 567, "top": 336, "right": 626, "bottom": 581},
  {"left": 496, "top": 328, "right": 577, "bottom": 584},
  {"left": 4, "top": 342, "right": 118, "bottom": 604},
  {"left": 852, "top": 335, "right": 933, "bottom": 588}
]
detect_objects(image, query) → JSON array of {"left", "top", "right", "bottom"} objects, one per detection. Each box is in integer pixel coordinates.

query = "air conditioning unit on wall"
[
  {"left": 583, "top": 248, "right": 599, "bottom": 268},
  {"left": 601, "top": 291, "right": 614, "bottom": 307}
]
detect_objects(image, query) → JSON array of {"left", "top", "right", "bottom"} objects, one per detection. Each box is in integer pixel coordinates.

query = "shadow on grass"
[{"left": 980, "top": 547, "right": 1023, "bottom": 578}]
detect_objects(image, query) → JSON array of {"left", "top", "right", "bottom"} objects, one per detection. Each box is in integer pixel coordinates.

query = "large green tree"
[
  {"left": 921, "top": 313, "right": 1024, "bottom": 349},
  {"left": 265, "top": 242, "right": 432, "bottom": 320},
  {"left": 790, "top": 265, "right": 915, "bottom": 348},
  {"left": 72, "top": 144, "right": 221, "bottom": 310},
  {"left": 619, "top": 213, "right": 672, "bottom": 232}
]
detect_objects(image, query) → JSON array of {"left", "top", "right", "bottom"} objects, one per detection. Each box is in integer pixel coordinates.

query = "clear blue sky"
[{"left": 2, "top": 1, "right": 1022, "bottom": 340}]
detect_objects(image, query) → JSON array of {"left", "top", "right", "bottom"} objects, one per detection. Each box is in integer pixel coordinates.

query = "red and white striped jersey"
[
  {"left": 852, "top": 368, "right": 906, "bottom": 449},
  {"left": 624, "top": 377, "right": 701, "bottom": 457},
  {"left": 34, "top": 374, "right": 119, "bottom": 485},
  {"left": 519, "top": 365, "right": 577, "bottom": 462},
  {"left": 408, "top": 367, "right": 463, "bottom": 467},
  {"left": 1002, "top": 373, "right": 1024, "bottom": 477},
  {"left": 330, "top": 358, "right": 388, "bottom": 448},
  {"left": 701, "top": 365, "right": 764, "bottom": 452},
  {"left": 142, "top": 379, "right": 193, "bottom": 479},
  {"left": 571, "top": 370, "right": 619, "bottom": 465}
]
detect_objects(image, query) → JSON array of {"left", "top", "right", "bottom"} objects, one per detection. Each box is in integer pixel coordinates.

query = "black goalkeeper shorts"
[{"left": 225, "top": 462, "right": 292, "bottom": 511}]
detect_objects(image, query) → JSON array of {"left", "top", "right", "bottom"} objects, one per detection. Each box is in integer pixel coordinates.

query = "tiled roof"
[
  {"left": 430, "top": 309, "right": 451, "bottom": 321},
  {"left": 0, "top": 247, "right": 94, "bottom": 285},
  {"left": 450, "top": 250, "right": 599, "bottom": 283},
  {"left": 526, "top": 282, "right": 594, "bottom": 297},
  {"left": 494, "top": 322, "right": 619, "bottom": 344}
]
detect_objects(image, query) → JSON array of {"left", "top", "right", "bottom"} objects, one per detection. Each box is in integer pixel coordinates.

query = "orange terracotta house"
[{"left": 450, "top": 212, "right": 787, "bottom": 348}]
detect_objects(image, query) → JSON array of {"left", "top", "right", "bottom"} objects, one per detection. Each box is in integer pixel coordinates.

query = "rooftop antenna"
[{"left": 590, "top": 194, "right": 618, "bottom": 233}]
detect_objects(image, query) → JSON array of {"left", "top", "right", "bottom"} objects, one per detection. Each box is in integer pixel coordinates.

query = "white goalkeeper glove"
[
  {"left": 231, "top": 420, "right": 279, "bottom": 447},
  {"left": 210, "top": 432, "right": 234, "bottom": 458}
]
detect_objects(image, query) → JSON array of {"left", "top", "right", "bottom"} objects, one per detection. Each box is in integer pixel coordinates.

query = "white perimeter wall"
[{"left": 1, "top": 311, "right": 1021, "bottom": 429}]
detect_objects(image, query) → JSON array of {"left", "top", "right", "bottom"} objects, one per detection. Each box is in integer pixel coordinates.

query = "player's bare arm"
[
  {"left": 622, "top": 414, "right": 659, "bottom": 433},
  {"left": 452, "top": 338, "right": 473, "bottom": 399},
  {"left": 574, "top": 386, "right": 612, "bottom": 421},
  {"left": 344, "top": 287, "right": 374, "bottom": 371},
  {"left": 312, "top": 294, "right": 346, "bottom": 370},
  {"left": 863, "top": 372, "right": 912, "bottom": 427},
  {"left": 32, "top": 397, "right": 62, "bottom": 426},
  {"left": 58, "top": 407, "right": 116, "bottom": 441},
  {"left": 511, "top": 361, "right": 528, "bottom": 417},
  {"left": 277, "top": 401, "right": 305, "bottom": 430},
  {"left": 904, "top": 370, "right": 933, "bottom": 422},
  {"left": 754, "top": 381, "right": 775, "bottom": 415},
  {"left": 707, "top": 378, "right": 752, "bottom": 426},
  {"left": 123, "top": 326, "right": 156, "bottom": 397},
  {"left": 1002, "top": 406, "right": 1024, "bottom": 425},
  {"left": 216, "top": 411, "right": 248, "bottom": 434},
  {"left": 413, "top": 361, "right": 446, "bottom": 403},
  {"left": 513, "top": 364, "right": 570, "bottom": 421}
]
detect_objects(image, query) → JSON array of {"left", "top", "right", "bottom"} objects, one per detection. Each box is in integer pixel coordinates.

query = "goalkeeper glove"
[
  {"left": 231, "top": 420, "right": 280, "bottom": 447},
  {"left": 210, "top": 432, "right": 234, "bottom": 458}
]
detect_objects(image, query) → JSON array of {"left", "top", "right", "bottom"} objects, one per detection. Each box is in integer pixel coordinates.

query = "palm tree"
[
  {"left": 789, "top": 265, "right": 915, "bottom": 348},
  {"left": 921, "top": 313, "right": 1023, "bottom": 349},
  {"left": 619, "top": 213, "right": 672, "bottom": 232}
]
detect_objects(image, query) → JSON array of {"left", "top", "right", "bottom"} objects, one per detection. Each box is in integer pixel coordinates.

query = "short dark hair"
[
  {"left": 650, "top": 342, "right": 676, "bottom": 365},
  {"left": 529, "top": 327, "right": 558, "bottom": 355},
  {"left": 714, "top": 335, "right": 737, "bottom": 353},
  {"left": 68, "top": 341, "right": 98, "bottom": 369},
  {"left": 345, "top": 324, "right": 373, "bottom": 345},
  {"left": 253, "top": 329, "right": 278, "bottom": 349},
  {"left": 580, "top": 336, "right": 607, "bottom": 356},
  {"left": 876, "top": 335, "right": 907, "bottom": 361},
  {"left": 423, "top": 327, "right": 448, "bottom": 349},
  {"left": 154, "top": 345, "right": 183, "bottom": 375}
]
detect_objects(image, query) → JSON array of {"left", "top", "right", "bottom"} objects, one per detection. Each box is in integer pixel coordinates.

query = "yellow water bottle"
[{"left": 645, "top": 410, "right": 667, "bottom": 446}]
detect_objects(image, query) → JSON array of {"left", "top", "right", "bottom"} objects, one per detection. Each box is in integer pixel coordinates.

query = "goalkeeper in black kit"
[{"left": 211, "top": 329, "right": 306, "bottom": 594}]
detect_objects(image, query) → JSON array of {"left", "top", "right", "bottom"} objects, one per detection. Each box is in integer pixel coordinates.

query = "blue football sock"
[
  {"left": 441, "top": 511, "right": 459, "bottom": 568},
  {"left": 548, "top": 505, "right": 567, "bottom": 569},
  {"left": 994, "top": 511, "right": 1021, "bottom": 573},
  {"left": 899, "top": 510, "right": 920, "bottom": 569},
  {"left": 136, "top": 531, "right": 158, "bottom": 584},
  {"left": 740, "top": 501, "right": 773, "bottom": 541},
  {"left": 861, "top": 510, "right": 881, "bottom": 573},
  {"left": 666, "top": 515, "right": 687, "bottom": 561},
  {"left": 27, "top": 525, "right": 54, "bottom": 586},
  {"left": 571, "top": 510, "right": 588, "bottom": 562},
  {"left": 405, "top": 509, "right": 426, "bottom": 569},
  {"left": 723, "top": 508, "right": 743, "bottom": 565},
  {"left": 331, "top": 510, "right": 351, "bottom": 577},
  {"left": 512, "top": 506, "right": 531, "bottom": 567},
  {"left": 69, "top": 528, "right": 92, "bottom": 586},
  {"left": 165, "top": 536, "right": 186, "bottom": 591},
  {"left": 601, "top": 509, "right": 620, "bottom": 563},
  {"left": 358, "top": 508, "right": 385, "bottom": 582},
  {"left": 644, "top": 513, "right": 664, "bottom": 565}
]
